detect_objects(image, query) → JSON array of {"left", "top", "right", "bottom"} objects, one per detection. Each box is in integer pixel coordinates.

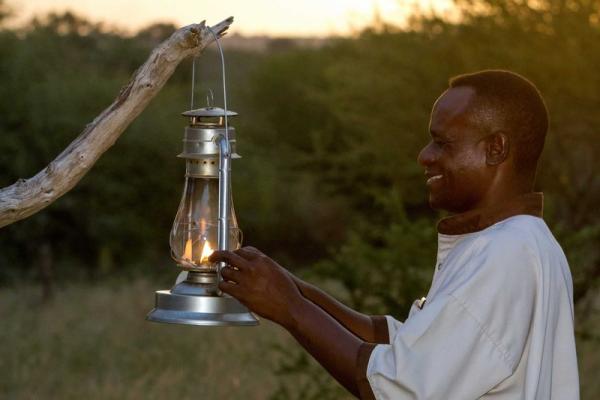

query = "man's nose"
[{"left": 417, "top": 141, "right": 435, "bottom": 167}]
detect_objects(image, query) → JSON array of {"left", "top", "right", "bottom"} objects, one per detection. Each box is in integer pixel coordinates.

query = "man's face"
[{"left": 417, "top": 87, "right": 492, "bottom": 213}]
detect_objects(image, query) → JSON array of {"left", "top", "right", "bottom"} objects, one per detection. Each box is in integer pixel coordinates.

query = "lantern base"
[{"left": 146, "top": 272, "right": 259, "bottom": 327}]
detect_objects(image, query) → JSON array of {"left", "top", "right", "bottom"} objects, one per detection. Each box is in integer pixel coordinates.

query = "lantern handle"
[
  {"left": 190, "top": 56, "right": 197, "bottom": 110},
  {"left": 189, "top": 27, "right": 231, "bottom": 146},
  {"left": 207, "top": 26, "right": 230, "bottom": 143}
]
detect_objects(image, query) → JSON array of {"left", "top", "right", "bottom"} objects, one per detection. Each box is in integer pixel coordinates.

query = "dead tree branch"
[{"left": 0, "top": 17, "right": 233, "bottom": 228}]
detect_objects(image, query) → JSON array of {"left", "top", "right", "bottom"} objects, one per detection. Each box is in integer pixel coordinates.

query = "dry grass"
[
  {"left": 0, "top": 281, "right": 598, "bottom": 399},
  {"left": 0, "top": 280, "right": 294, "bottom": 400}
]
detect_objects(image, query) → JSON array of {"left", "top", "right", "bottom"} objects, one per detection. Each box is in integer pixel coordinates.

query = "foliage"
[{"left": 0, "top": 1, "right": 599, "bottom": 398}]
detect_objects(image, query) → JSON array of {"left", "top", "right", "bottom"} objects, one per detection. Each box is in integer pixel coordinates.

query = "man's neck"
[{"left": 438, "top": 192, "right": 543, "bottom": 235}]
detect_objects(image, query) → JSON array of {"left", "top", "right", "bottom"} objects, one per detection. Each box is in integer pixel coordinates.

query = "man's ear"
[{"left": 485, "top": 132, "right": 509, "bottom": 166}]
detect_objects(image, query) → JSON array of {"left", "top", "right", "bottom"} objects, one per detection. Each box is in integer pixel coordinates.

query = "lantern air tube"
[
  {"left": 216, "top": 134, "right": 231, "bottom": 281},
  {"left": 216, "top": 133, "right": 231, "bottom": 251}
]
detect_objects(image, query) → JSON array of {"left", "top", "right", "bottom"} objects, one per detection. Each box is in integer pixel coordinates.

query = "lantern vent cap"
[{"left": 182, "top": 107, "right": 238, "bottom": 118}]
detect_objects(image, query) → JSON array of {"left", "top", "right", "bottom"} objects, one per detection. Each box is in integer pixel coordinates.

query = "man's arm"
[
  {"left": 283, "top": 287, "right": 364, "bottom": 396},
  {"left": 293, "top": 277, "right": 390, "bottom": 344},
  {"left": 210, "top": 248, "right": 371, "bottom": 398},
  {"left": 237, "top": 247, "right": 390, "bottom": 344}
]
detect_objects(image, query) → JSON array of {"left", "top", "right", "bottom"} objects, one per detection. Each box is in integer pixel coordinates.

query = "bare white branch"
[{"left": 0, "top": 17, "right": 234, "bottom": 228}]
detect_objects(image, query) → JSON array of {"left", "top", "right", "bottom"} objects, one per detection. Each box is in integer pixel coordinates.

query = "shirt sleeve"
[
  {"left": 370, "top": 315, "right": 403, "bottom": 344},
  {"left": 358, "top": 232, "right": 538, "bottom": 399},
  {"left": 362, "top": 294, "right": 513, "bottom": 399},
  {"left": 357, "top": 316, "right": 404, "bottom": 399},
  {"left": 385, "top": 315, "right": 403, "bottom": 342}
]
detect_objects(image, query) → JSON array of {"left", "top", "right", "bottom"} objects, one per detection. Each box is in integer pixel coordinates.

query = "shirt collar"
[{"left": 437, "top": 192, "right": 544, "bottom": 236}]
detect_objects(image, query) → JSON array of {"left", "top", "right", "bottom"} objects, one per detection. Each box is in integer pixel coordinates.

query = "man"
[{"left": 210, "top": 70, "right": 579, "bottom": 399}]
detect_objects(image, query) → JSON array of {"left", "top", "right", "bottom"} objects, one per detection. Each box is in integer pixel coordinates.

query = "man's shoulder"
[
  {"left": 476, "top": 215, "right": 553, "bottom": 255},
  {"left": 487, "top": 213, "right": 546, "bottom": 234},
  {"left": 456, "top": 214, "right": 570, "bottom": 287},
  {"left": 449, "top": 216, "right": 550, "bottom": 283}
]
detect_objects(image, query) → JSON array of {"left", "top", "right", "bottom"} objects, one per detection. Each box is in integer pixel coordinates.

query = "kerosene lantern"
[{"left": 146, "top": 28, "right": 258, "bottom": 326}]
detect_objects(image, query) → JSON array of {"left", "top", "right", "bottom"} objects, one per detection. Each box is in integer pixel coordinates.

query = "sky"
[{"left": 8, "top": 0, "right": 455, "bottom": 37}]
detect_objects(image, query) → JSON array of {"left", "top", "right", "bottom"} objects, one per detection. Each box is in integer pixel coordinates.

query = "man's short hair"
[{"left": 449, "top": 70, "right": 548, "bottom": 172}]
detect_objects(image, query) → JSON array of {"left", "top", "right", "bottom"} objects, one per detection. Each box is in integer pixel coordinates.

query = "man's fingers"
[
  {"left": 243, "top": 246, "right": 262, "bottom": 254},
  {"left": 219, "top": 280, "right": 242, "bottom": 297},
  {"left": 220, "top": 265, "right": 242, "bottom": 283},
  {"left": 235, "top": 247, "right": 262, "bottom": 260},
  {"left": 210, "top": 250, "right": 249, "bottom": 270}
]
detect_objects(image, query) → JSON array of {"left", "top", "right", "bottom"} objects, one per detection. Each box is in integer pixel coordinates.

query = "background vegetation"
[{"left": 0, "top": 0, "right": 598, "bottom": 398}]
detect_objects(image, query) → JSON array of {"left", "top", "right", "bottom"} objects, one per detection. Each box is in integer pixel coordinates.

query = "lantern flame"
[
  {"left": 182, "top": 239, "right": 214, "bottom": 264},
  {"left": 200, "top": 240, "right": 214, "bottom": 262},
  {"left": 183, "top": 239, "right": 193, "bottom": 261}
]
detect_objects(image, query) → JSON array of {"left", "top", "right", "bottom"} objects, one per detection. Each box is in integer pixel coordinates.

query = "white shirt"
[{"left": 364, "top": 215, "right": 579, "bottom": 399}]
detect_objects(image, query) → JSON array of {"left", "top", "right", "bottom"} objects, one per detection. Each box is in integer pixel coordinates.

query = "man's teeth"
[{"left": 427, "top": 175, "right": 443, "bottom": 184}]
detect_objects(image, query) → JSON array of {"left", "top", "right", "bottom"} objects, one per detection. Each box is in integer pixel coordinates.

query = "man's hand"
[
  {"left": 211, "top": 246, "right": 364, "bottom": 397},
  {"left": 209, "top": 246, "right": 303, "bottom": 328}
]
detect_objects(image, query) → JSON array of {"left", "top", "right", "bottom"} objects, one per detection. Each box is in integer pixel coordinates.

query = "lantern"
[
  {"left": 146, "top": 27, "right": 258, "bottom": 326},
  {"left": 146, "top": 106, "right": 258, "bottom": 326}
]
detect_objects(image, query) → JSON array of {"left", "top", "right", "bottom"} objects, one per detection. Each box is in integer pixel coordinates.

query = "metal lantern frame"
[{"left": 146, "top": 27, "right": 258, "bottom": 327}]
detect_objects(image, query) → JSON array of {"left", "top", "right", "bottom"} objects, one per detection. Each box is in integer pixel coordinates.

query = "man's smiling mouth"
[{"left": 426, "top": 174, "right": 443, "bottom": 185}]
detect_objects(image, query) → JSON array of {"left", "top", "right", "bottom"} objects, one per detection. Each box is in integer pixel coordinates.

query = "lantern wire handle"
[
  {"left": 190, "top": 56, "right": 197, "bottom": 110},
  {"left": 207, "top": 27, "right": 230, "bottom": 143}
]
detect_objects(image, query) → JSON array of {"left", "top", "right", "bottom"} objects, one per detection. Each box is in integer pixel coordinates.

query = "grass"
[
  {"left": 1, "top": 280, "right": 598, "bottom": 399},
  {"left": 0, "top": 279, "right": 295, "bottom": 400}
]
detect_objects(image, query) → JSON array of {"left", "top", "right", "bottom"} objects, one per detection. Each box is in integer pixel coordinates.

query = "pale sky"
[{"left": 8, "top": 0, "right": 455, "bottom": 37}]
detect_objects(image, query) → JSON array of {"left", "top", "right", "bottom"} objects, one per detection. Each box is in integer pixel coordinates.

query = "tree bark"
[{"left": 0, "top": 17, "right": 233, "bottom": 228}]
